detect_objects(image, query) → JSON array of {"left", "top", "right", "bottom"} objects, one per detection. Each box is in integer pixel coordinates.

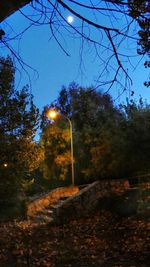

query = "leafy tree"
[
  {"left": 128, "top": 0, "right": 149, "bottom": 56},
  {"left": 0, "top": 57, "right": 43, "bottom": 218},
  {"left": 41, "top": 83, "right": 150, "bottom": 184},
  {"left": 41, "top": 83, "right": 121, "bottom": 184},
  {"left": 128, "top": 0, "right": 150, "bottom": 87},
  {"left": 91, "top": 97, "right": 150, "bottom": 179},
  {"left": 40, "top": 121, "right": 71, "bottom": 182},
  {"left": 119, "top": 98, "right": 150, "bottom": 176}
]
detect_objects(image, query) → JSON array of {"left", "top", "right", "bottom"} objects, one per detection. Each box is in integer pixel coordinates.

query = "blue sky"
[{"left": 1, "top": 2, "right": 149, "bottom": 113}]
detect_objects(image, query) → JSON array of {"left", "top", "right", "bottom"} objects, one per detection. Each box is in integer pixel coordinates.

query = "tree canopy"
[
  {"left": 41, "top": 83, "right": 120, "bottom": 183},
  {"left": 0, "top": 57, "right": 43, "bottom": 218},
  {"left": 40, "top": 83, "right": 150, "bottom": 185}
]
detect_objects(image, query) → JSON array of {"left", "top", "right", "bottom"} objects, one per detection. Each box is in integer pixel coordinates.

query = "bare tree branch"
[{"left": 0, "top": 0, "right": 149, "bottom": 93}]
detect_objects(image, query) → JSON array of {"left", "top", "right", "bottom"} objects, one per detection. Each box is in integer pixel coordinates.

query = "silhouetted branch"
[{"left": 0, "top": 0, "right": 149, "bottom": 92}]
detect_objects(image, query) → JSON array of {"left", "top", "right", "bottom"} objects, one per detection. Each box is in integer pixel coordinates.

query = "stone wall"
[
  {"left": 52, "top": 179, "right": 129, "bottom": 224},
  {"left": 27, "top": 179, "right": 129, "bottom": 221},
  {"left": 27, "top": 186, "right": 79, "bottom": 217}
]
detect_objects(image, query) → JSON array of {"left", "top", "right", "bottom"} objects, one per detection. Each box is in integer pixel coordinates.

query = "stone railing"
[
  {"left": 52, "top": 179, "right": 129, "bottom": 224},
  {"left": 27, "top": 179, "right": 129, "bottom": 221},
  {"left": 27, "top": 186, "right": 79, "bottom": 217}
]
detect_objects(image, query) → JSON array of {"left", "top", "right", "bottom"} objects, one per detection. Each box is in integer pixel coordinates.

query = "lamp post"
[{"left": 47, "top": 110, "right": 75, "bottom": 186}]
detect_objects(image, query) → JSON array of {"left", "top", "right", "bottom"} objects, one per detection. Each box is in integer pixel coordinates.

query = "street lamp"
[{"left": 47, "top": 110, "right": 75, "bottom": 186}]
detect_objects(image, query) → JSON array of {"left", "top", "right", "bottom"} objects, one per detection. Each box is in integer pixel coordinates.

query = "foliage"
[
  {"left": 128, "top": 0, "right": 150, "bottom": 56},
  {"left": 0, "top": 57, "right": 43, "bottom": 217},
  {"left": 40, "top": 122, "right": 71, "bottom": 181},
  {"left": 41, "top": 83, "right": 150, "bottom": 184},
  {"left": 128, "top": 0, "right": 150, "bottom": 87},
  {"left": 119, "top": 98, "right": 150, "bottom": 175},
  {"left": 90, "top": 97, "right": 150, "bottom": 179},
  {"left": 41, "top": 83, "right": 121, "bottom": 183}
]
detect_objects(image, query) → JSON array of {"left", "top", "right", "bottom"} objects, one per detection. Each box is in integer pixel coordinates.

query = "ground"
[{"left": 0, "top": 207, "right": 150, "bottom": 267}]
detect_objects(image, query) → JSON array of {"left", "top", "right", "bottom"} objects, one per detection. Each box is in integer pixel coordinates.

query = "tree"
[
  {"left": 128, "top": 0, "right": 150, "bottom": 56},
  {"left": 91, "top": 96, "right": 150, "bottom": 179},
  {"left": 119, "top": 97, "right": 150, "bottom": 175},
  {"left": 0, "top": 57, "right": 43, "bottom": 219},
  {"left": 41, "top": 83, "right": 150, "bottom": 183},
  {"left": 40, "top": 120, "right": 71, "bottom": 182},
  {"left": 0, "top": 1, "right": 149, "bottom": 90},
  {"left": 41, "top": 83, "right": 121, "bottom": 183},
  {"left": 128, "top": 0, "right": 150, "bottom": 87}
]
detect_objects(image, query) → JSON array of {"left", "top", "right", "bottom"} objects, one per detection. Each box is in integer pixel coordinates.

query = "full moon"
[{"left": 67, "top": 15, "right": 74, "bottom": 24}]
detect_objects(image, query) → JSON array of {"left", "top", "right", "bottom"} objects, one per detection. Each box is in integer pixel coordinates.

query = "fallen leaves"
[{"left": 0, "top": 210, "right": 150, "bottom": 266}]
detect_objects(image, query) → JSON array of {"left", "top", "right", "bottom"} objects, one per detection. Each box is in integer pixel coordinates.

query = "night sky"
[{"left": 1, "top": 2, "right": 149, "bottom": 113}]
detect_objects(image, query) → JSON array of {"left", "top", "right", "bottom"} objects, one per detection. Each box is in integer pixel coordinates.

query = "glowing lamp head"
[
  {"left": 4, "top": 163, "right": 8, "bottom": 167},
  {"left": 47, "top": 110, "right": 58, "bottom": 120}
]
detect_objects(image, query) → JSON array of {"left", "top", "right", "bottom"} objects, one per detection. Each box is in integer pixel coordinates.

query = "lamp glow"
[
  {"left": 47, "top": 110, "right": 57, "bottom": 120},
  {"left": 4, "top": 163, "right": 8, "bottom": 167}
]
